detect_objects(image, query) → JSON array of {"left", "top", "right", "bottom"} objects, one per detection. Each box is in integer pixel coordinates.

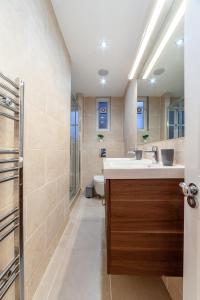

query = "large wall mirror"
[{"left": 137, "top": 17, "right": 184, "bottom": 145}]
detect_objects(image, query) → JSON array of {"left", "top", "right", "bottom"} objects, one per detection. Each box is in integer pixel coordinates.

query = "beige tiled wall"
[
  {"left": 82, "top": 97, "right": 124, "bottom": 189},
  {"left": 140, "top": 137, "right": 184, "bottom": 165},
  {"left": 0, "top": 1, "right": 71, "bottom": 299}
]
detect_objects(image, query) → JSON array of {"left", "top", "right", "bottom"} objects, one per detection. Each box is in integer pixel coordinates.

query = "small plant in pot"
[
  {"left": 142, "top": 133, "right": 149, "bottom": 143},
  {"left": 97, "top": 134, "right": 104, "bottom": 142}
]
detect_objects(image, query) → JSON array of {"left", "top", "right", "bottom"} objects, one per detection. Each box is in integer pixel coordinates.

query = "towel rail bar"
[
  {"left": 0, "top": 92, "right": 19, "bottom": 106},
  {"left": 0, "top": 208, "right": 18, "bottom": 224},
  {"left": 0, "top": 167, "right": 19, "bottom": 174},
  {"left": 0, "top": 83, "right": 19, "bottom": 98},
  {"left": 0, "top": 263, "right": 19, "bottom": 292},
  {"left": 0, "top": 224, "right": 19, "bottom": 242},
  {"left": 0, "top": 158, "right": 19, "bottom": 164},
  {"left": 0, "top": 73, "right": 24, "bottom": 299},
  {"left": 0, "top": 271, "right": 19, "bottom": 300},
  {"left": 0, "top": 216, "right": 19, "bottom": 235},
  {"left": 0, "top": 100, "right": 19, "bottom": 113},
  {"left": 0, "top": 256, "right": 19, "bottom": 282},
  {"left": 0, "top": 175, "right": 19, "bottom": 184},
  {"left": 0, "top": 112, "right": 19, "bottom": 121},
  {"left": 0, "top": 149, "right": 19, "bottom": 154},
  {"left": 0, "top": 73, "right": 19, "bottom": 90}
]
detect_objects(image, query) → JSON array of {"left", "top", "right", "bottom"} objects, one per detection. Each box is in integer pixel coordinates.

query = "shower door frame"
[{"left": 70, "top": 95, "right": 80, "bottom": 201}]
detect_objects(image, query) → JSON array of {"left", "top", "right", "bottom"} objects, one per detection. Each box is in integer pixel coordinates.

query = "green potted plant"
[
  {"left": 97, "top": 133, "right": 104, "bottom": 142},
  {"left": 142, "top": 133, "right": 149, "bottom": 143}
]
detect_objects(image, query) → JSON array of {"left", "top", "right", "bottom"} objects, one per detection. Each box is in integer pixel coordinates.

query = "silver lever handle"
[
  {"left": 179, "top": 182, "right": 199, "bottom": 208},
  {"left": 179, "top": 182, "right": 189, "bottom": 197}
]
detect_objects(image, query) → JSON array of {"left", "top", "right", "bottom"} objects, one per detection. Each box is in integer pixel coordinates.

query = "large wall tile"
[
  {"left": 82, "top": 97, "right": 124, "bottom": 189},
  {"left": 0, "top": 0, "right": 71, "bottom": 297}
]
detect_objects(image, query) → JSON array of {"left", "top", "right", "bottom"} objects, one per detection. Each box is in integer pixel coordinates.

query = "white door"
[{"left": 184, "top": 0, "right": 200, "bottom": 299}]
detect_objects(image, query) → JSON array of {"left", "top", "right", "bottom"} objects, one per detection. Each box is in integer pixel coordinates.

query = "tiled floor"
[{"left": 33, "top": 196, "right": 171, "bottom": 300}]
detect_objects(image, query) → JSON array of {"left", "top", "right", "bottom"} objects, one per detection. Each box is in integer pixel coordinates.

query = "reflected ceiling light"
[
  {"left": 100, "top": 78, "right": 106, "bottom": 85},
  {"left": 99, "top": 39, "right": 108, "bottom": 50},
  {"left": 143, "top": 1, "right": 185, "bottom": 79},
  {"left": 175, "top": 38, "right": 184, "bottom": 47},
  {"left": 150, "top": 78, "right": 156, "bottom": 84},
  {"left": 128, "top": 0, "right": 166, "bottom": 80}
]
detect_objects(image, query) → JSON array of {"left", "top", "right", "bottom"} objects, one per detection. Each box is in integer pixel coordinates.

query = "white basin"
[
  {"left": 105, "top": 158, "right": 153, "bottom": 168},
  {"left": 103, "top": 158, "right": 184, "bottom": 179}
]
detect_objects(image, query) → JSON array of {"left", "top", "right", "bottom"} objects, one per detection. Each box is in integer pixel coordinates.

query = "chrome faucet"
[{"left": 144, "top": 146, "right": 159, "bottom": 163}]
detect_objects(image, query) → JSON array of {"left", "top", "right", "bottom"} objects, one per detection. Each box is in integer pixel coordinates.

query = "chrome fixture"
[
  {"left": 144, "top": 146, "right": 159, "bottom": 163},
  {"left": 179, "top": 182, "right": 199, "bottom": 208},
  {"left": 0, "top": 72, "right": 24, "bottom": 300}
]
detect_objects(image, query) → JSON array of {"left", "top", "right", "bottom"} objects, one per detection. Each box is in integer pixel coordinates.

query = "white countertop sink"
[{"left": 103, "top": 158, "right": 184, "bottom": 179}]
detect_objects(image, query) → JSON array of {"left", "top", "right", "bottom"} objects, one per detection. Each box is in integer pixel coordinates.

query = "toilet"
[{"left": 93, "top": 175, "right": 104, "bottom": 197}]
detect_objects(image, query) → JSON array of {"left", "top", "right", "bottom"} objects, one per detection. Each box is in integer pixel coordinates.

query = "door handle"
[{"left": 179, "top": 182, "right": 199, "bottom": 208}]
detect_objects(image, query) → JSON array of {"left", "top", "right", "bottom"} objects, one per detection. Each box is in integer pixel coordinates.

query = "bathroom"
[{"left": 0, "top": 0, "right": 199, "bottom": 300}]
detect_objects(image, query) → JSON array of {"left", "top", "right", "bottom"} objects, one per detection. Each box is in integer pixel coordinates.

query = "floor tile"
[
  {"left": 33, "top": 196, "right": 171, "bottom": 300},
  {"left": 48, "top": 249, "right": 110, "bottom": 300}
]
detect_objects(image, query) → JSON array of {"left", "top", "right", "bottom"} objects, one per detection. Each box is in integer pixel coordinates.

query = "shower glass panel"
[
  {"left": 70, "top": 95, "right": 80, "bottom": 200},
  {"left": 167, "top": 99, "right": 184, "bottom": 139}
]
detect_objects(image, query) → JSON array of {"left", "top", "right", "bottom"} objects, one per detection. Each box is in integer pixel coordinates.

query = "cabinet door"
[{"left": 106, "top": 179, "right": 184, "bottom": 276}]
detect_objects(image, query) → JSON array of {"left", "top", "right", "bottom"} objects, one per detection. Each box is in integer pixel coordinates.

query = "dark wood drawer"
[
  {"left": 106, "top": 179, "right": 184, "bottom": 276},
  {"left": 110, "top": 199, "right": 184, "bottom": 231},
  {"left": 110, "top": 179, "right": 183, "bottom": 202}
]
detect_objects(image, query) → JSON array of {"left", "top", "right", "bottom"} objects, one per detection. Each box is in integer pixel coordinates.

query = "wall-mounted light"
[
  {"left": 128, "top": 0, "right": 166, "bottom": 80},
  {"left": 143, "top": 1, "right": 185, "bottom": 79}
]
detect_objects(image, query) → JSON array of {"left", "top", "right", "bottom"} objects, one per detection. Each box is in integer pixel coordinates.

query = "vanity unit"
[{"left": 104, "top": 158, "right": 184, "bottom": 276}]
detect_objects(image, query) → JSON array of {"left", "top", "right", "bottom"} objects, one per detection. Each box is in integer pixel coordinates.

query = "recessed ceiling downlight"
[
  {"left": 98, "top": 39, "right": 109, "bottom": 50},
  {"left": 100, "top": 78, "right": 106, "bottom": 85},
  {"left": 98, "top": 69, "right": 109, "bottom": 76},
  {"left": 153, "top": 68, "right": 165, "bottom": 75},
  {"left": 150, "top": 78, "right": 156, "bottom": 84}
]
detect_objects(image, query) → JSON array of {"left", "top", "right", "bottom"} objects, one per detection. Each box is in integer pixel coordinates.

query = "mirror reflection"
[{"left": 137, "top": 20, "right": 184, "bottom": 144}]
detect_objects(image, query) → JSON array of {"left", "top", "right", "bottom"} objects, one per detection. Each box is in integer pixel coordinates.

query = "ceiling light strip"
[
  {"left": 143, "top": 1, "right": 185, "bottom": 79},
  {"left": 128, "top": 0, "right": 166, "bottom": 80}
]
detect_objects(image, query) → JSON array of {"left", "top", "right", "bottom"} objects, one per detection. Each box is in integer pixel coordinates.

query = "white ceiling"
[
  {"left": 51, "top": 0, "right": 155, "bottom": 97},
  {"left": 138, "top": 19, "right": 184, "bottom": 97}
]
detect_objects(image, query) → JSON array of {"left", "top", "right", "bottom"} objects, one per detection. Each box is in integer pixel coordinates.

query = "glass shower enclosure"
[{"left": 70, "top": 95, "right": 80, "bottom": 201}]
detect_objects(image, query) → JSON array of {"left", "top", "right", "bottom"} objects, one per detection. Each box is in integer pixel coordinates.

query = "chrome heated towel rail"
[{"left": 0, "top": 72, "right": 24, "bottom": 300}]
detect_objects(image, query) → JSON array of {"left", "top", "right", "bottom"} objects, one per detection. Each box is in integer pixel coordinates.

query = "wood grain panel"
[
  {"left": 111, "top": 200, "right": 183, "bottom": 232},
  {"left": 105, "top": 178, "right": 184, "bottom": 276},
  {"left": 110, "top": 179, "right": 182, "bottom": 202}
]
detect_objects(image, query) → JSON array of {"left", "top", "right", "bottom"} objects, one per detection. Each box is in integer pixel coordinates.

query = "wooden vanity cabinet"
[{"left": 105, "top": 179, "right": 184, "bottom": 276}]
